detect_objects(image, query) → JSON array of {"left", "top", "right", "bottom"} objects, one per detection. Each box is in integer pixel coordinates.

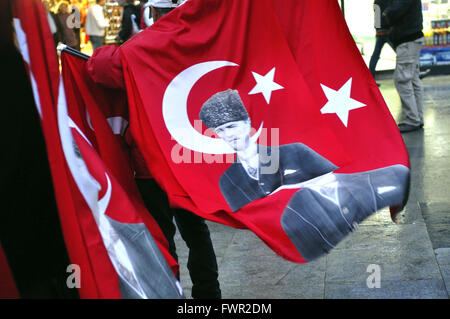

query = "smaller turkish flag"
[
  {"left": 12, "top": 0, "right": 183, "bottom": 298},
  {"left": 61, "top": 51, "right": 179, "bottom": 274}
]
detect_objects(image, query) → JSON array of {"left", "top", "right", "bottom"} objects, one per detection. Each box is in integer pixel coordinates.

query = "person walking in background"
[
  {"left": 85, "top": 0, "right": 109, "bottom": 51},
  {"left": 116, "top": 0, "right": 141, "bottom": 44},
  {"left": 56, "top": 1, "right": 78, "bottom": 49},
  {"left": 43, "top": 0, "right": 63, "bottom": 47},
  {"left": 369, "top": 0, "right": 393, "bottom": 84},
  {"left": 70, "top": 0, "right": 82, "bottom": 50},
  {"left": 382, "top": 0, "right": 425, "bottom": 133}
]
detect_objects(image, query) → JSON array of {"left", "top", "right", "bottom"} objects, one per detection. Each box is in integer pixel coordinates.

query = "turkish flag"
[
  {"left": 60, "top": 51, "right": 179, "bottom": 276},
  {"left": 12, "top": 0, "right": 182, "bottom": 298},
  {"left": 120, "top": 0, "right": 410, "bottom": 262}
]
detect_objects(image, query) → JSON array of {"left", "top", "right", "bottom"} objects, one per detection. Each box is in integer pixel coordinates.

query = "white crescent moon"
[
  {"left": 162, "top": 61, "right": 262, "bottom": 155},
  {"left": 98, "top": 173, "right": 112, "bottom": 215},
  {"left": 57, "top": 77, "right": 112, "bottom": 215}
]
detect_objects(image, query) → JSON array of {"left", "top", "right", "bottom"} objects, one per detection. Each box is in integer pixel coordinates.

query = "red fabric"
[
  {"left": 12, "top": 0, "right": 104, "bottom": 298},
  {"left": 12, "top": 0, "right": 178, "bottom": 298},
  {"left": 61, "top": 52, "right": 173, "bottom": 269},
  {"left": 85, "top": 46, "right": 151, "bottom": 178},
  {"left": 0, "top": 242, "right": 19, "bottom": 299},
  {"left": 118, "top": 0, "right": 410, "bottom": 263},
  {"left": 273, "top": 0, "right": 409, "bottom": 173},
  {"left": 140, "top": 6, "right": 147, "bottom": 30},
  {"left": 86, "top": 44, "right": 125, "bottom": 89},
  {"left": 124, "top": 129, "right": 153, "bottom": 179}
]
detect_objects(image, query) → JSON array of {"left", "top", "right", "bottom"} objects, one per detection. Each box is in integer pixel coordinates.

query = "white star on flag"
[
  {"left": 320, "top": 78, "right": 366, "bottom": 127},
  {"left": 249, "top": 67, "right": 284, "bottom": 104}
]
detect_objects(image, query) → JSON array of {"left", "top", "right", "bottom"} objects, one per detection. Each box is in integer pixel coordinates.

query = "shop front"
[
  {"left": 420, "top": 0, "right": 450, "bottom": 74},
  {"left": 340, "top": 0, "right": 450, "bottom": 75}
]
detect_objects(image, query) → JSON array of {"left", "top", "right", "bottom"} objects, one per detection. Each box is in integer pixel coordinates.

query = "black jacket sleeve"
[
  {"left": 382, "top": 0, "right": 414, "bottom": 26},
  {"left": 118, "top": 6, "right": 133, "bottom": 42},
  {"left": 51, "top": 12, "right": 64, "bottom": 44}
]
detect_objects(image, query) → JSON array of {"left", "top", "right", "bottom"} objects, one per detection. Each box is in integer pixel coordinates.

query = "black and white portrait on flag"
[{"left": 200, "top": 89, "right": 410, "bottom": 261}]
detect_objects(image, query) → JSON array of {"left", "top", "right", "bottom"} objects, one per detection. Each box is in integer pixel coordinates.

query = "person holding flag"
[{"left": 85, "top": 0, "right": 222, "bottom": 300}]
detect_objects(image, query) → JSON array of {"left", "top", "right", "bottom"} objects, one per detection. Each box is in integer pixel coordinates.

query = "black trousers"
[{"left": 135, "top": 178, "right": 221, "bottom": 299}]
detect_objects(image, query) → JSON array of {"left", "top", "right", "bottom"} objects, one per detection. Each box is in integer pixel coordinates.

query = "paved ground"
[{"left": 175, "top": 74, "right": 450, "bottom": 299}]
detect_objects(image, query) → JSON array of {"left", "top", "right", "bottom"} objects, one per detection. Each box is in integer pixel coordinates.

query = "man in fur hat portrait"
[
  {"left": 200, "top": 89, "right": 410, "bottom": 262},
  {"left": 199, "top": 89, "right": 338, "bottom": 212}
]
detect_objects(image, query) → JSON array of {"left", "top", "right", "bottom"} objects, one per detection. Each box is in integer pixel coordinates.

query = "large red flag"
[
  {"left": 11, "top": 0, "right": 183, "bottom": 298},
  {"left": 120, "top": 0, "right": 410, "bottom": 263}
]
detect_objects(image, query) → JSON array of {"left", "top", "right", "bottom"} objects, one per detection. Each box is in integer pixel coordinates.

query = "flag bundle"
[{"left": 10, "top": 0, "right": 182, "bottom": 298}]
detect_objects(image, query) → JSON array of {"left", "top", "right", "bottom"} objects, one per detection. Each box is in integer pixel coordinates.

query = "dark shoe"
[{"left": 398, "top": 123, "right": 421, "bottom": 133}]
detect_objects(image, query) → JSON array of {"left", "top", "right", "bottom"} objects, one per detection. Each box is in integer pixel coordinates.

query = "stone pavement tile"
[
  {"left": 350, "top": 203, "right": 423, "bottom": 227},
  {"left": 435, "top": 248, "right": 450, "bottom": 297},
  {"left": 421, "top": 158, "right": 450, "bottom": 174},
  {"left": 325, "top": 279, "right": 448, "bottom": 299},
  {"left": 397, "top": 201, "right": 424, "bottom": 225},
  {"left": 205, "top": 220, "right": 232, "bottom": 232},
  {"left": 415, "top": 187, "right": 450, "bottom": 211},
  {"left": 405, "top": 144, "right": 426, "bottom": 160},
  {"left": 325, "top": 224, "right": 442, "bottom": 283},
  {"left": 276, "top": 257, "right": 326, "bottom": 287},
  {"left": 401, "top": 131, "right": 426, "bottom": 149},
  {"left": 239, "top": 283, "right": 324, "bottom": 299},
  {"left": 181, "top": 287, "right": 192, "bottom": 299},
  {"left": 425, "top": 224, "right": 450, "bottom": 250},
  {"left": 220, "top": 285, "right": 244, "bottom": 299},
  {"left": 217, "top": 254, "right": 296, "bottom": 287},
  {"left": 222, "top": 229, "right": 275, "bottom": 258},
  {"left": 419, "top": 203, "right": 450, "bottom": 249},
  {"left": 334, "top": 223, "right": 432, "bottom": 252},
  {"left": 332, "top": 224, "right": 399, "bottom": 252},
  {"left": 182, "top": 284, "right": 245, "bottom": 299},
  {"left": 358, "top": 196, "right": 424, "bottom": 226},
  {"left": 359, "top": 209, "right": 392, "bottom": 226},
  {"left": 435, "top": 248, "right": 450, "bottom": 270},
  {"left": 207, "top": 228, "right": 236, "bottom": 259}
]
